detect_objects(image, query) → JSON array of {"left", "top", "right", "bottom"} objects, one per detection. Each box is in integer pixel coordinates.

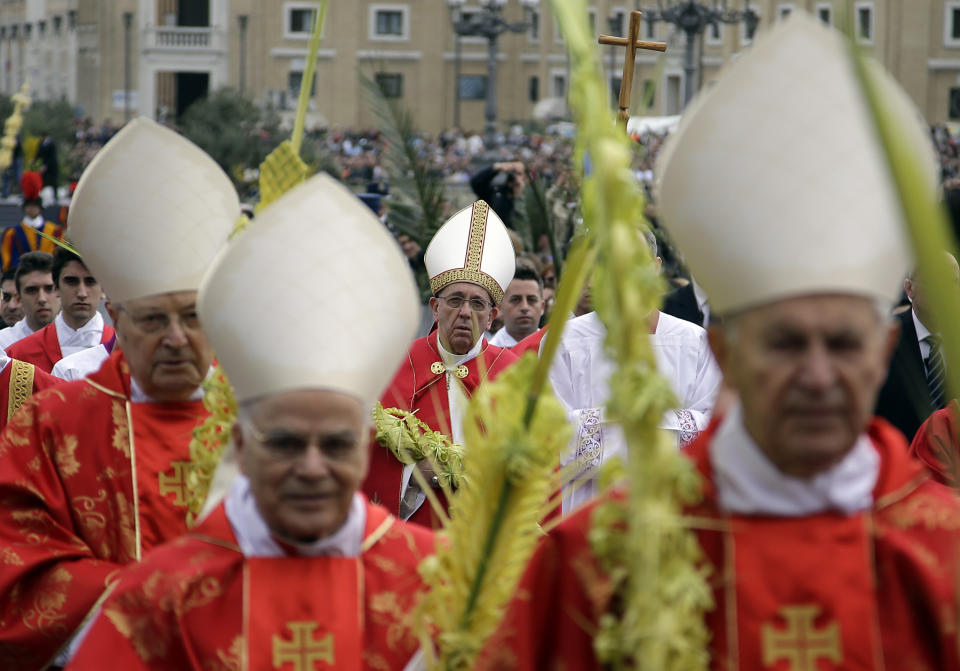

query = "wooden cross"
[{"left": 598, "top": 11, "right": 667, "bottom": 128}]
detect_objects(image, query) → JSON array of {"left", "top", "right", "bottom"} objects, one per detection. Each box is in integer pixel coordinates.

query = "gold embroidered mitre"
[
  {"left": 424, "top": 200, "right": 516, "bottom": 303},
  {"left": 69, "top": 117, "right": 240, "bottom": 303}
]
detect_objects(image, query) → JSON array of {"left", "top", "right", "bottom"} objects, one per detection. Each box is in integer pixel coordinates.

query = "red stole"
[
  {"left": 6, "top": 320, "right": 116, "bottom": 373},
  {"left": 130, "top": 399, "right": 208, "bottom": 552},
  {"left": 363, "top": 331, "right": 518, "bottom": 527}
]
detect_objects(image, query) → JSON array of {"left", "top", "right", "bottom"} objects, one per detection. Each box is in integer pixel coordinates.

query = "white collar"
[
  {"left": 11, "top": 318, "right": 34, "bottom": 336},
  {"left": 224, "top": 474, "right": 367, "bottom": 558},
  {"left": 912, "top": 308, "right": 933, "bottom": 342},
  {"left": 710, "top": 403, "right": 878, "bottom": 516},
  {"left": 129, "top": 366, "right": 211, "bottom": 403},
  {"left": 22, "top": 215, "right": 44, "bottom": 230},
  {"left": 437, "top": 333, "right": 483, "bottom": 368},
  {"left": 54, "top": 311, "right": 103, "bottom": 342}
]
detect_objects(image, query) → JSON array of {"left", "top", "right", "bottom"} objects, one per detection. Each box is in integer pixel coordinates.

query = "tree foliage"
[{"left": 180, "top": 88, "right": 283, "bottom": 190}]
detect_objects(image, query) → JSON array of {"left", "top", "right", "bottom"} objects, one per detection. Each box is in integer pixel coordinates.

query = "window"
[
  {"left": 587, "top": 8, "right": 597, "bottom": 35},
  {"left": 608, "top": 11, "right": 625, "bottom": 37},
  {"left": 369, "top": 5, "right": 409, "bottom": 41},
  {"left": 288, "top": 71, "right": 317, "bottom": 96},
  {"left": 284, "top": 3, "right": 325, "bottom": 39},
  {"left": 529, "top": 75, "right": 539, "bottom": 102},
  {"left": 528, "top": 9, "right": 540, "bottom": 41},
  {"left": 459, "top": 75, "right": 487, "bottom": 100},
  {"left": 375, "top": 73, "right": 403, "bottom": 98},
  {"left": 855, "top": 2, "right": 874, "bottom": 43},
  {"left": 644, "top": 17, "right": 655, "bottom": 40},
  {"left": 945, "top": 2, "right": 960, "bottom": 47},
  {"left": 609, "top": 75, "right": 621, "bottom": 106},
  {"left": 23, "top": 23, "right": 31, "bottom": 39},
  {"left": 816, "top": 3, "right": 832, "bottom": 25},
  {"left": 290, "top": 8, "right": 315, "bottom": 33},
  {"left": 950, "top": 88, "right": 960, "bottom": 120},
  {"left": 38, "top": 20, "right": 45, "bottom": 37},
  {"left": 642, "top": 79, "right": 656, "bottom": 108},
  {"left": 53, "top": 16, "right": 62, "bottom": 34},
  {"left": 740, "top": 9, "right": 760, "bottom": 45},
  {"left": 777, "top": 3, "right": 795, "bottom": 20},
  {"left": 706, "top": 21, "right": 722, "bottom": 45},
  {"left": 551, "top": 72, "right": 567, "bottom": 98},
  {"left": 553, "top": 16, "right": 564, "bottom": 44}
]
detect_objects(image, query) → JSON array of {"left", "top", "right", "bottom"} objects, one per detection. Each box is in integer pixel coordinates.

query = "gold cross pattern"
[
  {"left": 158, "top": 460, "right": 191, "bottom": 507},
  {"left": 762, "top": 605, "right": 843, "bottom": 671},
  {"left": 272, "top": 621, "right": 335, "bottom": 671}
]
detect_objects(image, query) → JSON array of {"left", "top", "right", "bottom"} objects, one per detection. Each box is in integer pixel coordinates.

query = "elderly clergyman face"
[
  {"left": 709, "top": 294, "right": 898, "bottom": 479},
  {"left": 233, "top": 389, "right": 371, "bottom": 543}
]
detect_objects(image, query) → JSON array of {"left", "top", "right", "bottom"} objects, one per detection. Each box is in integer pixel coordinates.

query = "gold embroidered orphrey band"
[
  {"left": 429, "top": 200, "right": 505, "bottom": 303},
  {"left": 8, "top": 359, "right": 33, "bottom": 419}
]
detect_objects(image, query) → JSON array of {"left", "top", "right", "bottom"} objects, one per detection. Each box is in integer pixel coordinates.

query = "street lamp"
[
  {"left": 446, "top": 0, "right": 538, "bottom": 148},
  {"left": 237, "top": 14, "right": 249, "bottom": 95},
  {"left": 642, "top": 0, "right": 758, "bottom": 108},
  {"left": 122, "top": 11, "right": 133, "bottom": 123}
]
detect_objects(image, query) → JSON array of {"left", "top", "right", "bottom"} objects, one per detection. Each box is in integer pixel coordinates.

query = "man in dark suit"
[
  {"left": 662, "top": 277, "right": 710, "bottom": 328},
  {"left": 875, "top": 253, "right": 959, "bottom": 441}
]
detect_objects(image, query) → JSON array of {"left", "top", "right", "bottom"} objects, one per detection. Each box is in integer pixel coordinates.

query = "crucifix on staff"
[{"left": 598, "top": 10, "right": 668, "bottom": 128}]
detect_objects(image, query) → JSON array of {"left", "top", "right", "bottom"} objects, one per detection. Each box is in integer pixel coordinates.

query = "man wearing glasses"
[
  {"left": 364, "top": 200, "right": 519, "bottom": 527},
  {"left": 0, "top": 118, "right": 239, "bottom": 671},
  {"left": 66, "top": 175, "right": 434, "bottom": 671}
]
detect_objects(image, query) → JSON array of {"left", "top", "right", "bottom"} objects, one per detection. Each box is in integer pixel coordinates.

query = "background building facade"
[{"left": 0, "top": 1, "right": 959, "bottom": 131}]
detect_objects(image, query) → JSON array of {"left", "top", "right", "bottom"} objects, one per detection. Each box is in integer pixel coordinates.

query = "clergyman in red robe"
[
  {"left": 68, "top": 171, "right": 437, "bottom": 671},
  {"left": 481, "top": 13, "right": 960, "bottom": 670},
  {"left": 0, "top": 117, "right": 239, "bottom": 671},
  {"left": 364, "top": 200, "right": 519, "bottom": 527}
]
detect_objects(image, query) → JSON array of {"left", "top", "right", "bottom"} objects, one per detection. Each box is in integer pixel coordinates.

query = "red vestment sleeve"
[
  {"left": 908, "top": 403, "right": 960, "bottom": 487},
  {"left": 0, "top": 393, "right": 123, "bottom": 671}
]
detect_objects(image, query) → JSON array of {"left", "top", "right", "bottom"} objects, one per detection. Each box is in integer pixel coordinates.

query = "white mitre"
[
  {"left": 198, "top": 173, "right": 420, "bottom": 406},
  {"left": 424, "top": 200, "right": 516, "bottom": 303},
  {"left": 655, "top": 12, "right": 937, "bottom": 315},
  {"left": 68, "top": 117, "right": 240, "bottom": 303}
]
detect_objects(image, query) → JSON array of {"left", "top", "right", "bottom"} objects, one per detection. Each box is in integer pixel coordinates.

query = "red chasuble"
[
  {"left": 0, "top": 350, "right": 209, "bottom": 671},
  {"left": 6, "top": 320, "right": 116, "bottom": 373},
  {"left": 909, "top": 400, "right": 960, "bottom": 487},
  {"left": 477, "top": 418, "right": 960, "bottom": 671},
  {"left": 65, "top": 499, "right": 435, "bottom": 671},
  {"left": 363, "top": 330, "right": 518, "bottom": 527}
]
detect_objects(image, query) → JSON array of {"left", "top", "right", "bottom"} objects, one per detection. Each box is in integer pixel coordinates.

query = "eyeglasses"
[
  {"left": 242, "top": 419, "right": 359, "bottom": 461},
  {"left": 436, "top": 295, "right": 493, "bottom": 312}
]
